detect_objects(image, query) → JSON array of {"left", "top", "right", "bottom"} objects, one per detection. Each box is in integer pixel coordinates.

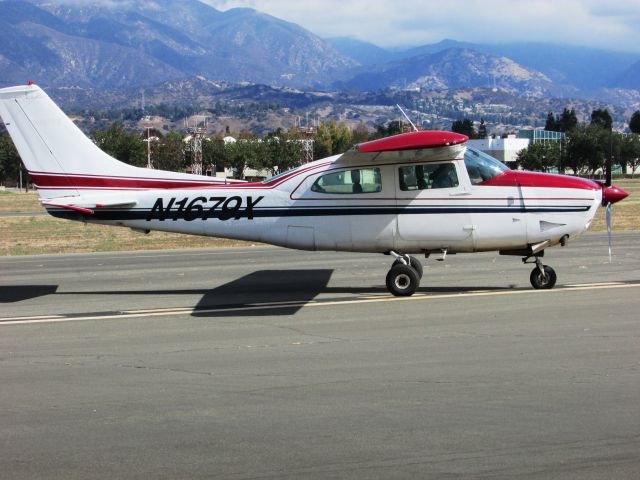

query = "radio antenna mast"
[{"left": 396, "top": 104, "right": 418, "bottom": 132}]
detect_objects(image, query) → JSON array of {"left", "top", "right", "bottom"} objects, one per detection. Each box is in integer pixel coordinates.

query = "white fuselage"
[{"left": 48, "top": 151, "right": 602, "bottom": 255}]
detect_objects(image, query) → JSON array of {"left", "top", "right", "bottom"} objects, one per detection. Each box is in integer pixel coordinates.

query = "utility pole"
[
  {"left": 146, "top": 127, "right": 153, "bottom": 169},
  {"left": 187, "top": 116, "right": 208, "bottom": 176}
]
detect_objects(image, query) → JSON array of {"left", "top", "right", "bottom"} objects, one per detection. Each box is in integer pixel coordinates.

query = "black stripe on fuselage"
[{"left": 46, "top": 205, "right": 591, "bottom": 221}]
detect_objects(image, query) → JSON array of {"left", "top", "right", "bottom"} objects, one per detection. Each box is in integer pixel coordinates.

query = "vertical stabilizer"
[{"left": 0, "top": 84, "right": 241, "bottom": 199}]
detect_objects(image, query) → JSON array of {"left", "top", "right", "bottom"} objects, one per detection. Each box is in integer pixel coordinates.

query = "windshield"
[{"left": 464, "top": 147, "right": 509, "bottom": 185}]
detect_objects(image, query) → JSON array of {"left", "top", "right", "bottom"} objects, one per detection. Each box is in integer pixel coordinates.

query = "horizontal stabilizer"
[
  {"left": 41, "top": 196, "right": 139, "bottom": 215},
  {"left": 40, "top": 202, "right": 95, "bottom": 215}
]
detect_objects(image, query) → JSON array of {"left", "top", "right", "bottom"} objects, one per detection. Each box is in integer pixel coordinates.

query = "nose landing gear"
[{"left": 526, "top": 256, "right": 557, "bottom": 290}]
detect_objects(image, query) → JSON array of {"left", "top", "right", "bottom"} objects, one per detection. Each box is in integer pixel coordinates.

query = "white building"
[{"left": 467, "top": 136, "right": 530, "bottom": 165}]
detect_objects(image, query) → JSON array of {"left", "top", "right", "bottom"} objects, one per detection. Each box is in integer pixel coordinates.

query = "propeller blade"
[
  {"left": 606, "top": 202, "right": 612, "bottom": 263},
  {"left": 606, "top": 131, "right": 612, "bottom": 187}
]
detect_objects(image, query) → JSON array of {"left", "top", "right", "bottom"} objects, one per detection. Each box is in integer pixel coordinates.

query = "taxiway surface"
[{"left": 1, "top": 233, "right": 640, "bottom": 479}]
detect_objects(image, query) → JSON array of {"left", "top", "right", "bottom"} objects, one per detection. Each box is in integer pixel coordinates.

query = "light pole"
[{"left": 145, "top": 127, "right": 153, "bottom": 169}]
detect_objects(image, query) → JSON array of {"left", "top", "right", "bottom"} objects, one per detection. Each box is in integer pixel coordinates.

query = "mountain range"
[
  {"left": 327, "top": 38, "right": 640, "bottom": 92},
  {"left": 0, "top": 0, "right": 639, "bottom": 104},
  {"left": 0, "top": 0, "right": 355, "bottom": 88}
]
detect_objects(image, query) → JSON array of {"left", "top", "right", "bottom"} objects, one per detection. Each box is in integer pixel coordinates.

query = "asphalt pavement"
[{"left": 1, "top": 232, "right": 640, "bottom": 479}]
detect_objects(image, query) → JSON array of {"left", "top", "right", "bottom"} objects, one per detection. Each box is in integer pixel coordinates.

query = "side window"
[
  {"left": 398, "top": 162, "right": 459, "bottom": 191},
  {"left": 311, "top": 168, "right": 382, "bottom": 194}
]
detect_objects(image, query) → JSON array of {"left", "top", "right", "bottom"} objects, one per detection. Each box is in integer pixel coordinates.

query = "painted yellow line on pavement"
[
  {"left": 1, "top": 282, "right": 638, "bottom": 326},
  {"left": 304, "top": 282, "right": 640, "bottom": 309},
  {"left": 563, "top": 282, "right": 624, "bottom": 287},
  {"left": 0, "top": 314, "right": 64, "bottom": 322},
  {"left": 121, "top": 307, "right": 192, "bottom": 314}
]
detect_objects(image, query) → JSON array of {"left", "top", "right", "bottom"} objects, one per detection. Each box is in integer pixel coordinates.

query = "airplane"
[{"left": 0, "top": 84, "right": 629, "bottom": 296}]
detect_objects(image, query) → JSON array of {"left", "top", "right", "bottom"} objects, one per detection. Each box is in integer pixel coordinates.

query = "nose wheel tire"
[
  {"left": 392, "top": 255, "right": 423, "bottom": 278},
  {"left": 530, "top": 265, "right": 557, "bottom": 290},
  {"left": 386, "top": 264, "right": 420, "bottom": 296}
]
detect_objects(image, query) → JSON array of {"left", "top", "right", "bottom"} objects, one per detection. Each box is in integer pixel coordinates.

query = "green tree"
[
  {"left": 329, "top": 120, "right": 353, "bottom": 155},
  {"left": 92, "top": 123, "right": 146, "bottom": 167},
  {"left": 629, "top": 111, "right": 640, "bottom": 134},
  {"left": 260, "top": 134, "right": 304, "bottom": 176},
  {"left": 559, "top": 108, "right": 578, "bottom": 132},
  {"left": 151, "top": 134, "right": 185, "bottom": 172},
  {"left": 373, "top": 121, "right": 403, "bottom": 139},
  {"left": 620, "top": 134, "right": 640, "bottom": 178},
  {"left": 0, "top": 133, "right": 21, "bottom": 186},
  {"left": 203, "top": 137, "right": 229, "bottom": 174},
  {"left": 313, "top": 120, "right": 354, "bottom": 160},
  {"left": 545, "top": 108, "right": 577, "bottom": 132},
  {"left": 451, "top": 118, "right": 477, "bottom": 138},
  {"left": 478, "top": 118, "right": 488, "bottom": 138},
  {"left": 226, "top": 139, "right": 258, "bottom": 179},
  {"left": 565, "top": 125, "right": 607, "bottom": 175},
  {"left": 313, "top": 122, "right": 333, "bottom": 159},
  {"left": 590, "top": 109, "right": 612, "bottom": 131},
  {"left": 516, "top": 142, "right": 560, "bottom": 172},
  {"left": 544, "top": 112, "right": 558, "bottom": 131},
  {"left": 352, "top": 122, "right": 370, "bottom": 144}
]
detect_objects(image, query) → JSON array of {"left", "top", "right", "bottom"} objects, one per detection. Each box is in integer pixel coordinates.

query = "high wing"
[{"left": 337, "top": 131, "right": 468, "bottom": 164}]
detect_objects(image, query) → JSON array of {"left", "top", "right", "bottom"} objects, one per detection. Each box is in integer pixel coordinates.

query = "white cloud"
[{"left": 202, "top": 0, "right": 640, "bottom": 51}]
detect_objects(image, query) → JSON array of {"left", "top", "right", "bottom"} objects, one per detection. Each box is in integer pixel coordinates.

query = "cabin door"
[{"left": 395, "top": 160, "right": 475, "bottom": 252}]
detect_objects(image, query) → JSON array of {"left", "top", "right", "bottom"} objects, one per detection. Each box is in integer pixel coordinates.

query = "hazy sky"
[{"left": 203, "top": 0, "right": 640, "bottom": 51}]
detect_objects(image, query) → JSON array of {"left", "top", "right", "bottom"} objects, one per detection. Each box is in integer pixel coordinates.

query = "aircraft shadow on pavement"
[
  {"left": 193, "top": 269, "right": 333, "bottom": 317},
  {"left": 5, "top": 273, "right": 521, "bottom": 316},
  {"left": 191, "top": 271, "right": 518, "bottom": 317},
  {"left": 0, "top": 285, "right": 58, "bottom": 303}
]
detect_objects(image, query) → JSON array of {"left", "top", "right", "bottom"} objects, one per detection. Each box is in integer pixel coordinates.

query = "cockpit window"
[
  {"left": 311, "top": 168, "right": 382, "bottom": 194},
  {"left": 399, "top": 162, "right": 459, "bottom": 191},
  {"left": 464, "top": 147, "right": 509, "bottom": 185}
]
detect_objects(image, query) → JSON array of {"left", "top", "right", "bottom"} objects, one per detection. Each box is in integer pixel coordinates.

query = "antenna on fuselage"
[{"left": 396, "top": 104, "right": 418, "bottom": 132}]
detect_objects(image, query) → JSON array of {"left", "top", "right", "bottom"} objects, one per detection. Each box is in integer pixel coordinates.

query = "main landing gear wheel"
[
  {"left": 392, "top": 255, "right": 423, "bottom": 278},
  {"left": 530, "top": 265, "right": 557, "bottom": 290},
  {"left": 386, "top": 263, "right": 420, "bottom": 297}
]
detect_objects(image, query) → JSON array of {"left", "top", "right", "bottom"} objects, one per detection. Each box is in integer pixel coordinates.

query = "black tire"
[
  {"left": 386, "top": 264, "right": 420, "bottom": 297},
  {"left": 393, "top": 256, "right": 423, "bottom": 279},
  {"left": 530, "top": 265, "right": 557, "bottom": 290}
]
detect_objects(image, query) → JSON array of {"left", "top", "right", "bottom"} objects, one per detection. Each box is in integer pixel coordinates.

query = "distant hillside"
[
  {"left": 478, "top": 43, "right": 640, "bottom": 90},
  {"left": 0, "top": 0, "right": 357, "bottom": 89},
  {"left": 325, "top": 37, "right": 398, "bottom": 65},
  {"left": 610, "top": 61, "right": 640, "bottom": 90},
  {"left": 329, "top": 38, "right": 640, "bottom": 92},
  {"left": 340, "top": 48, "right": 555, "bottom": 96}
]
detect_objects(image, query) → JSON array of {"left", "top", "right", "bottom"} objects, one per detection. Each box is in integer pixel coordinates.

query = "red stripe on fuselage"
[
  {"left": 30, "top": 174, "right": 238, "bottom": 190},
  {"left": 28, "top": 162, "right": 331, "bottom": 191}
]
